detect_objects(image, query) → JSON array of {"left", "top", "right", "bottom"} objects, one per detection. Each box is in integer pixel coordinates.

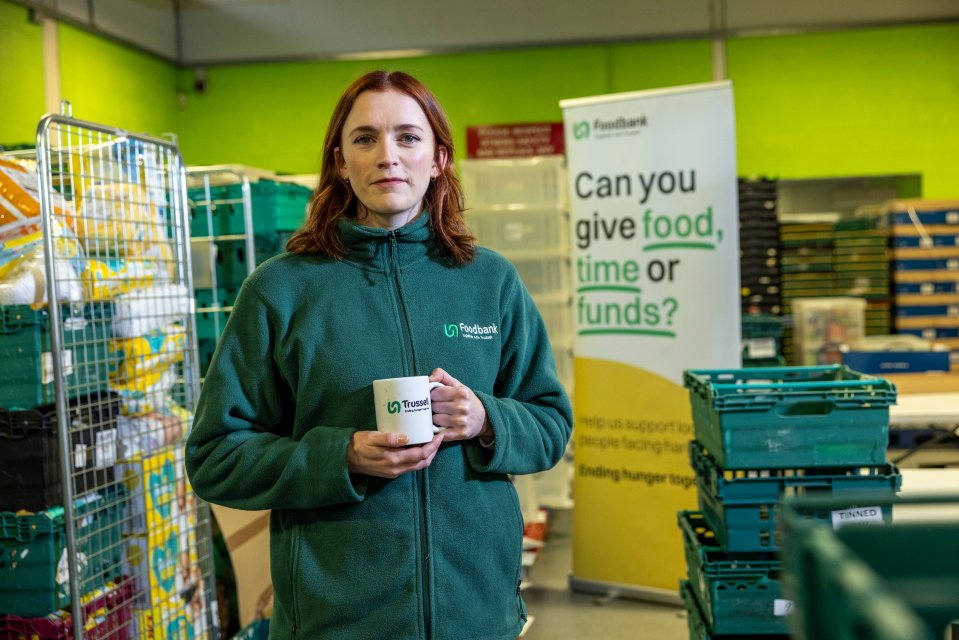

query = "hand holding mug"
[{"left": 428, "top": 368, "right": 492, "bottom": 443}]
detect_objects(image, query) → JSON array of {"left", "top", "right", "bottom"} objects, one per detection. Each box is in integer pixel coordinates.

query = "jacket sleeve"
[
  {"left": 185, "top": 283, "right": 367, "bottom": 511},
  {"left": 466, "top": 270, "right": 573, "bottom": 476}
]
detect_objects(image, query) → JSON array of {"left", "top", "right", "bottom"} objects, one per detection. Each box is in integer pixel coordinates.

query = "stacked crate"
[
  {"left": 0, "top": 304, "right": 130, "bottom": 628},
  {"left": 738, "top": 178, "right": 781, "bottom": 316},
  {"left": 741, "top": 314, "right": 785, "bottom": 367},
  {"left": 779, "top": 220, "right": 837, "bottom": 364},
  {"left": 679, "top": 365, "right": 901, "bottom": 640},
  {"left": 189, "top": 178, "right": 311, "bottom": 377},
  {"left": 888, "top": 199, "right": 959, "bottom": 372},
  {"left": 833, "top": 218, "right": 890, "bottom": 336}
]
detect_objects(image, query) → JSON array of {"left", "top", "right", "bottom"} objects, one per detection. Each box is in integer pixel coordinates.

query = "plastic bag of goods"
[
  {"left": 81, "top": 240, "right": 175, "bottom": 301},
  {"left": 109, "top": 322, "right": 186, "bottom": 385},
  {"left": 110, "top": 365, "right": 177, "bottom": 416},
  {"left": 0, "top": 220, "right": 86, "bottom": 306},
  {"left": 69, "top": 182, "right": 168, "bottom": 256},
  {"left": 0, "top": 156, "right": 73, "bottom": 242},
  {"left": 111, "top": 283, "right": 190, "bottom": 338}
]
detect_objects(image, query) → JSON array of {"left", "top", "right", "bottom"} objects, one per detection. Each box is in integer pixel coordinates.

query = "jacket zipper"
[
  {"left": 388, "top": 233, "right": 432, "bottom": 639},
  {"left": 290, "top": 514, "right": 301, "bottom": 638}
]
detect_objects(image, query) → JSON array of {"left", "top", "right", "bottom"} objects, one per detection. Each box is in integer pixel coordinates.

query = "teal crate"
[
  {"left": 683, "top": 365, "right": 896, "bottom": 469},
  {"left": 198, "top": 337, "right": 218, "bottom": 378},
  {"left": 680, "top": 579, "right": 789, "bottom": 640},
  {"left": 0, "top": 489, "right": 124, "bottom": 616},
  {"left": 690, "top": 441, "right": 900, "bottom": 553},
  {"left": 196, "top": 310, "right": 230, "bottom": 342},
  {"left": 195, "top": 287, "right": 240, "bottom": 311},
  {"left": 250, "top": 180, "right": 311, "bottom": 234},
  {"left": 741, "top": 314, "right": 784, "bottom": 361},
  {"left": 189, "top": 180, "right": 310, "bottom": 237},
  {"left": 780, "top": 494, "right": 959, "bottom": 640},
  {"left": 231, "top": 619, "right": 270, "bottom": 640},
  {"left": 0, "top": 305, "right": 111, "bottom": 410},
  {"left": 679, "top": 511, "right": 788, "bottom": 636}
]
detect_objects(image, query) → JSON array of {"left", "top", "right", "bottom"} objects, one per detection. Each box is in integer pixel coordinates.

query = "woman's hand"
[
  {"left": 429, "top": 368, "right": 492, "bottom": 443},
  {"left": 347, "top": 430, "right": 443, "bottom": 479}
]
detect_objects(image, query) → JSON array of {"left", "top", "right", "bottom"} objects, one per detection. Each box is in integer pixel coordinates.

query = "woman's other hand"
[
  {"left": 429, "top": 368, "right": 492, "bottom": 443},
  {"left": 347, "top": 431, "right": 443, "bottom": 479}
]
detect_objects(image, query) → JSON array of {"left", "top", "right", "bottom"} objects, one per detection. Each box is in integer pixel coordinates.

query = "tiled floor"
[{"left": 521, "top": 508, "right": 688, "bottom": 640}]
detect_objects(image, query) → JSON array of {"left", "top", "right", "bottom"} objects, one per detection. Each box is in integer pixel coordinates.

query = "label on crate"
[
  {"left": 95, "top": 428, "right": 118, "bottom": 468},
  {"left": 831, "top": 506, "right": 883, "bottom": 529},
  {"left": 774, "top": 599, "right": 795, "bottom": 616},
  {"left": 745, "top": 337, "right": 776, "bottom": 359},
  {"left": 42, "top": 349, "right": 74, "bottom": 384}
]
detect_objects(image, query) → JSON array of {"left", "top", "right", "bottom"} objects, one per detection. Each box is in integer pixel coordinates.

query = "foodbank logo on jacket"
[{"left": 443, "top": 321, "right": 498, "bottom": 341}]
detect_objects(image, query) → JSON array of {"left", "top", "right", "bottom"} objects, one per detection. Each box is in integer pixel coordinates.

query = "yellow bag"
[
  {"left": 70, "top": 182, "right": 166, "bottom": 256},
  {"left": 109, "top": 324, "right": 186, "bottom": 384},
  {"left": 81, "top": 241, "right": 174, "bottom": 301}
]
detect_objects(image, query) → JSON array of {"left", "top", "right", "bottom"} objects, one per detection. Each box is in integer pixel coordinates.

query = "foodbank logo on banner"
[{"left": 574, "top": 115, "right": 648, "bottom": 141}]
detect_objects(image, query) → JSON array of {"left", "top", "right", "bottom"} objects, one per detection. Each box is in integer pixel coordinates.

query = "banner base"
[{"left": 568, "top": 576, "right": 681, "bottom": 607}]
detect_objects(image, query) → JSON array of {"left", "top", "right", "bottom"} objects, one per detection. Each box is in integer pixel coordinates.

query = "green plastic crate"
[
  {"left": 679, "top": 511, "right": 788, "bottom": 636},
  {"left": 741, "top": 314, "right": 783, "bottom": 362},
  {"left": 680, "top": 579, "right": 790, "bottom": 640},
  {"left": 780, "top": 494, "right": 959, "bottom": 640},
  {"left": 189, "top": 180, "right": 310, "bottom": 237},
  {"left": 690, "top": 441, "right": 900, "bottom": 553},
  {"left": 0, "top": 305, "right": 111, "bottom": 410},
  {"left": 683, "top": 365, "right": 896, "bottom": 469},
  {"left": 0, "top": 488, "right": 124, "bottom": 617}
]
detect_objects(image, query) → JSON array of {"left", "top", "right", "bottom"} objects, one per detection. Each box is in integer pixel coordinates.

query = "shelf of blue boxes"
[
  {"left": 888, "top": 200, "right": 959, "bottom": 373},
  {"left": 189, "top": 178, "right": 310, "bottom": 377},
  {"left": 678, "top": 365, "right": 901, "bottom": 639}
]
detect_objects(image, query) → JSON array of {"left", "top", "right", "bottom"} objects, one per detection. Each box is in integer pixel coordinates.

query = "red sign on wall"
[{"left": 465, "top": 122, "right": 565, "bottom": 159}]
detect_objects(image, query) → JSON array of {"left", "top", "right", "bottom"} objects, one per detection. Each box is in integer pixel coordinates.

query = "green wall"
[
  {"left": 729, "top": 23, "right": 959, "bottom": 197},
  {"left": 0, "top": 1, "right": 44, "bottom": 147},
  {"left": 59, "top": 24, "right": 178, "bottom": 137},
  {"left": 1, "top": 0, "right": 957, "bottom": 198},
  {"left": 175, "top": 40, "right": 714, "bottom": 174},
  {"left": 0, "top": 1, "right": 178, "bottom": 147}
]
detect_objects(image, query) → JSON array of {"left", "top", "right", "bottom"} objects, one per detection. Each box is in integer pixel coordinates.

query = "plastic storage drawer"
[
  {"left": 513, "top": 256, "right": 571, "bottom": 297},
  {"left": 460, "top": 157, "right": 567, "bottom": 208},
  {"left": 468, "top": 207, "right": 569, "bottom": 256},
  {"left": 0, "top": 392, "right": 121, "bottom": 512},
  {"left": 679, "top": 511, "right": 788, "bottom": 636},
  {"left": 683, "top": 365, "right": 896, "bottom": 469},
  {"left": 690, "top": 441, "right": 900, "bottom": 553}
]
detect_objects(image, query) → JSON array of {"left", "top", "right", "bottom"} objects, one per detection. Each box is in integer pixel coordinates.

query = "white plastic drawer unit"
[
  {"left": 460, "top": 157, "right": 568, "bottom": 208},
  {"left": 469, "top": 207, "right": 569, "bottom": 257},
  {"left": 512, "top": 256, "right": 572, "bottom": 298},
  {"left": 532, "top": 294, "right": 574, "bottom": 343}
]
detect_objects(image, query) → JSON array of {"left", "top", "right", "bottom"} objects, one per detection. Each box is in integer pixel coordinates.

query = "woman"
[{"left": 185, "top": 70, "right": 572, "bottom": 640}]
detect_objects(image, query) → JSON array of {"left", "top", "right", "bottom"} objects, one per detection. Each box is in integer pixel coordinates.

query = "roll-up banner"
[{"left": 560, "top": 82, "right": 740, "bottom": 601}]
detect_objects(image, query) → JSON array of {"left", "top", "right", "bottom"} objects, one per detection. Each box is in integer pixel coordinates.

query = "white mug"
[{"left": 373, "top": 376, "right": 445, "bottom": 445}]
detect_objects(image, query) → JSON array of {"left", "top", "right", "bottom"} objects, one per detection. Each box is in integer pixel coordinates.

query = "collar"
[{"left": 338, "top": 212, "right": 434, "bottom": 269}]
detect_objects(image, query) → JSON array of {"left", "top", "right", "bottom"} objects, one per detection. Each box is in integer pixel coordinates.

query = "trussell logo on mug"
[{"left": 373, "top": 376, "right": 445, "bottom": 445}]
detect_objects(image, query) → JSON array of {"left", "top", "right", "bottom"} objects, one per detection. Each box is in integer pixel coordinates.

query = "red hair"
[{"left": 287, "top": 70, "right": 474, "bottom": 264}]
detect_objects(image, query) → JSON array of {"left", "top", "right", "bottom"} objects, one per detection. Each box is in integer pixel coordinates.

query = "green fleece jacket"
[{"left": 185, "top": 213, "right": 573, "bottom": 640}]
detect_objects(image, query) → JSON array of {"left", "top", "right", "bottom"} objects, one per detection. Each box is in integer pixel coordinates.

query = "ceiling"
[{"left": 16, "top": 0, "right": 959, "bottom": 66}]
